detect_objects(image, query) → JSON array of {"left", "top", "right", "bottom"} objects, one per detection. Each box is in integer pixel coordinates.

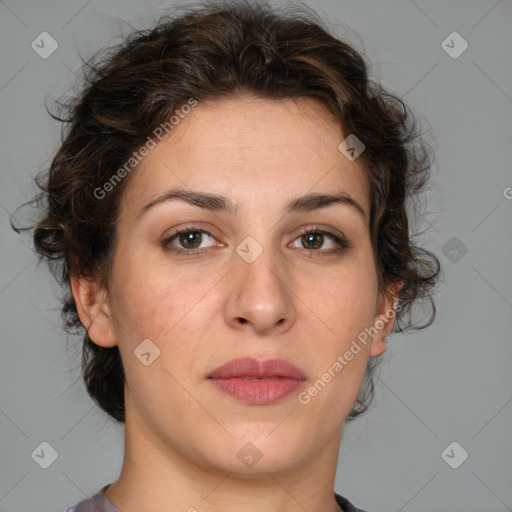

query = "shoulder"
[
  {"left": 335, "top": 492, "right": 369, "bottom": 512},
  {"left": 64, "top": 485, "right": 119, "bottom": 512},
  {"left": 66, "top": 488, "right": 362, "bottom": 512}
]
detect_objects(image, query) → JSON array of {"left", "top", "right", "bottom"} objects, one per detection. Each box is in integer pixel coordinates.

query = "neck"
[{"left": 104, "top": 403, "right": 344, "bottom": 512}]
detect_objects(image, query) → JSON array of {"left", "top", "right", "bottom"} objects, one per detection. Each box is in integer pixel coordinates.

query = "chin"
[
  {"left": 214, "top": 452, "right": 304, "bottom": 477},
  {"left": 208, "top": 428, "right": 307, "bottom": 475}
]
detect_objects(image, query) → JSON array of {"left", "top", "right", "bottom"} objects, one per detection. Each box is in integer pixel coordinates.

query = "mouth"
[{"left": 207, "top": 357, "right": 306, "bottom": 405}]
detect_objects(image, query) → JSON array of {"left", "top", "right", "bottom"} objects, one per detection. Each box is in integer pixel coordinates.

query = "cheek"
[
  {"left": 109, "top": 247, "right": 188, "bottom": 336},
  {"left": 307, "top": 268, "right": 377, "bottom": 340},
  {"left": 110, "top": 262, "right": 221, "bottom": 379},
  {"left": 301, "top": 263, "right": 377, "bottom": 405}
]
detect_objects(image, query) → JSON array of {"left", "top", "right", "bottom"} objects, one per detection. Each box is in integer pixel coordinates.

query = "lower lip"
[{"left": 209, "top": 377, "right": 304, "bottom": 405}]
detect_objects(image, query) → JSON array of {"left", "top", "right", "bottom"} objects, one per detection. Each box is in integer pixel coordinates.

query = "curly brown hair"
[{"left": 13, "top": 0, "right": 441, "bottom": 424}]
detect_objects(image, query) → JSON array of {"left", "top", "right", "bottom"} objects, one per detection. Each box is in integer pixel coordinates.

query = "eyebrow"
[{"left": 137, "top": 188, "right": 366, "bottom": 221}]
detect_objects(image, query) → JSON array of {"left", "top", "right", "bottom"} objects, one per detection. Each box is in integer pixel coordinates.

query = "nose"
[{"left": 224, "top": 241, "right": 297, "bottom": 336}]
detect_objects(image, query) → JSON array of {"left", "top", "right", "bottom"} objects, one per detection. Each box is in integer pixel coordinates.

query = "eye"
[
  {"left": 289, "top": 228, "right": 349, "bottom": 255},
  {"left": 161, "top": 226, "right": 221, "bottom": 255},
  {"left": 160, "top": 225, "right": 349, "bottom": 257}
]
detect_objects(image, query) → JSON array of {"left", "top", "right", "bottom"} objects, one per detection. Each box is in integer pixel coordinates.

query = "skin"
[{"left": 72, "top": 95, "right": 402, "bottom": 512}]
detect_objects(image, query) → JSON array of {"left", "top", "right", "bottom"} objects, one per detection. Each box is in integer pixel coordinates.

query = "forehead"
[{"left": 120, "top": 95, "right": 370, "bottom": 221}]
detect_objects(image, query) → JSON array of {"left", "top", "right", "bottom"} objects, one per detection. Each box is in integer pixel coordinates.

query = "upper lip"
[{"left": 208, "top": 357, "right": 307, "bottom": 380}]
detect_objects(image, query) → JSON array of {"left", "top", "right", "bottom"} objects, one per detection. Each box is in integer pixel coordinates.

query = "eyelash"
[{"left": 161, "top": 225, "right": 349, "bottom": 257}]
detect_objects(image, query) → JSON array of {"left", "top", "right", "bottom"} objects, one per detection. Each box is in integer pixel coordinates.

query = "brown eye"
[
  {"left": 289, "top": 228, "right": 349, "bottom": 255},
  {"left": 162, "top": 227, "right": 218, "bottom": 254},
  {"left": 301, "top": 232, "right": 324, "bottom": 250},
  {"left": 178, "top": 231, "right": 203, "bottom": 249}
]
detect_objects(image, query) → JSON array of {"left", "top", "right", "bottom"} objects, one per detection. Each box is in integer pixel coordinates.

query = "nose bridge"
[
  {"left": 226, "top": 232, "right": 296, "bottom": 333},
  {"left": 236, "top": 233, "right": 286, "bottom": 300}
]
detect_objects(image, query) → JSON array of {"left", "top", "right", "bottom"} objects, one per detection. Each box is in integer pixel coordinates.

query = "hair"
[{"left": 13, "top": 0, "right": 441, "bottom": 424}]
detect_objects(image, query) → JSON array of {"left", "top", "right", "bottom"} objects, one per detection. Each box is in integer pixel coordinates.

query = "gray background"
[{"left": 0, "top": 0, "right": 511, "bottom": 511}]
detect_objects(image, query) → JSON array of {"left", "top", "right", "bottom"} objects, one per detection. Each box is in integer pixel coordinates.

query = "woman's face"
[{"left": 78, "top": 95, "right": 397, "bottom": 475}]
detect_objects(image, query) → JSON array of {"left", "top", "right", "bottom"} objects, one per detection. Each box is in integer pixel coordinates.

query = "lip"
[{"left": 207, "top": 357, "right": 306, "bottom": 405}]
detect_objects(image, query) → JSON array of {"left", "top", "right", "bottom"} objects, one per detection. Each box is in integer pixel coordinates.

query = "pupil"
[
  {"left": 303, "top": 232, "right": 322, "bottom": 249},
  {"left": 180, "top": 231, "right": 201, "bottom": 249}
]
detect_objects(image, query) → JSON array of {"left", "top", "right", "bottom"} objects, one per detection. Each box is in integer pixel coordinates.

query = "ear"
[
  {"left": 70, "top": 273, "right": 117, "bottom": 348},
  {"left": 368, "top": 279, "right": 403, "bottom": 357}
]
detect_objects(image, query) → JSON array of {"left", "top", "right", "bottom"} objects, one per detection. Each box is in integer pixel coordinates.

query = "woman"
[{"left": 23, "top": 1, "right": 441, "bottom": 511}]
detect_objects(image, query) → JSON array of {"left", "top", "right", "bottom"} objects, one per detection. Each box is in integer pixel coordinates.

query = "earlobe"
[
  {"left": 70, "top": 274, "right": 117, "bottom": 348},
  {"left": 369, "top": 279, "right": 404, "bottom": 357},
  {"left": 369, "top": 333, "right": 389, "bottom": 357}
]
